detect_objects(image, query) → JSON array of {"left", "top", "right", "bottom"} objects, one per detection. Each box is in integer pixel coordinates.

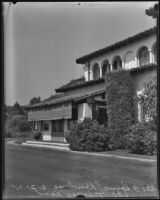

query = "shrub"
[
  {"left": 68, "top": 118, "right": 115, "bottom": 152},
  {"left": 5, "top": 131, "right": 32, "bottom": 138},
  {"left": 32, "top": 131, "right": 42, "bottom": 140},
  {"left": 106, "top": 70, "right": 135, "bottom": 149},
  {"left": 127, "top": 123, "right": 157, "bottom": 155}
]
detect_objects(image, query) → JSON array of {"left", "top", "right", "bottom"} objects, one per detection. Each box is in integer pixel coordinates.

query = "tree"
[{"left": 29, "top": 96, "right": 41, "bottom": 105}]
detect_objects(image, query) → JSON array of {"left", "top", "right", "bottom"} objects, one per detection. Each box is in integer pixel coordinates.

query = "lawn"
[{"left": 3, "top": 143, "right": 158, "bottom": 198}]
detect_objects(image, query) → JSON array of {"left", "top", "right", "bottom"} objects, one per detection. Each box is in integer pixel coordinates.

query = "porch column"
[
  {"left": 87, "top": 61, "right": 91, "bottom": 81},
  {"left": 135, "top": 56, "right": 138, "bottom": 68},
  {"left": 64, "top": 119, "right": 68, "bottom": 131},
  {"left": 122, "top": 60, "right": 125, "bottom": 69},
  {"left": 110, "top": 64, "right": 113, "bottom": 71},
  {"left": 35, "top": 121, "right": 38, "bottom": 131},
  {"left": 148, "top": 48, "right": 153, "bottom": 64},
  {"left": 100, "top": 66, "right": 102, "bottom": 77}
]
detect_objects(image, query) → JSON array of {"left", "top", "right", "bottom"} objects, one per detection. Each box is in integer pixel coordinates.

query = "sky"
[{"left": 4, "top": 2, "right": 157, "bottom": 106}]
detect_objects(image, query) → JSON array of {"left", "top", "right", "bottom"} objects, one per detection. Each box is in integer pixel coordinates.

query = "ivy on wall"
[{"left": 106, "top": 70, "right": 135, "bottom": 148}]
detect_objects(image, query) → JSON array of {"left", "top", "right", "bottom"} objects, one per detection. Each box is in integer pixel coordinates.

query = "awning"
[
  {"left": 27, "top": 89, "right": 105, "bottom": 121},
  {"left": 28, "top": 103, "right": 72, "bottom": 121}
]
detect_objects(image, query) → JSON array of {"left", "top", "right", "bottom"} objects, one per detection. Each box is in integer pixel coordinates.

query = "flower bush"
[
  {"left": 67, "top": 118, "right": 115, "bottom": 152},
  {"left": 127, "top": 123, "right": 157, "bottom": 155}
]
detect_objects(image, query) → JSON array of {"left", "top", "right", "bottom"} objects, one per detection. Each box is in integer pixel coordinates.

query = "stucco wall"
[{"left": 132, "top": 68, "right": 156, "bottom": 94}]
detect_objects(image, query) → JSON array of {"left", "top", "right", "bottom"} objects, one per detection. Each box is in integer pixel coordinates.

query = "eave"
[{"left": 76, "top": 27, "right": 157, "bottom": 64}]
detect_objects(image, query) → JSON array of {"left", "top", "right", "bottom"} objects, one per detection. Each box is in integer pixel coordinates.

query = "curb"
[{"left": 21, "top": 142, "right": 157, "bottom": 163}]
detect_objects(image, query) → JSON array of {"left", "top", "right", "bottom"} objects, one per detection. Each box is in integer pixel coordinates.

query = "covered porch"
[{"left": 28, "top": 90, "right": 107, "bottom": 142}]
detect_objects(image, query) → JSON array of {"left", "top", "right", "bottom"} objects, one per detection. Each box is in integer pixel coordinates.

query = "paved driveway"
[{"left": 3, "top": 143, "right": 158, "bottom": 198}]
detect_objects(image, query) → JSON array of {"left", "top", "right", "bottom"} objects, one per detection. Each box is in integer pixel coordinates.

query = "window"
[
  {"left": 138, "top": 47, "right": 149, "bottom": 66},
  {"left": 52, "top": 120, "right": 58, "bottom": 132},
  {"left": 112, "top": 56, "right": 122, "bottom": 71},
  {"left": 102, "top": 60, "right": 110, "bottom": 76},
  {"left": 92, "top": 63, "right": 100, "bottom": 80},
  {"left": 124, "top": 51, "right": 134, "bottom": 69},
  {"left": 42, "top": 121, "right": 49, "bottom": 131}
]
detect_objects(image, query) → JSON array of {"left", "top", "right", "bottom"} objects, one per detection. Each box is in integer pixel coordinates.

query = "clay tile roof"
[
  {"left": 55, "top": 77, "right": 105, "bottom": 92},
  {"left": 55, "top": 77, "right": 85, "bottom": 92},
  {"left": 26, "top": 89, "right": 105, "bottom": 109},
  {"left": 76, "top": 26, "right": 157, "bottom": 64}
]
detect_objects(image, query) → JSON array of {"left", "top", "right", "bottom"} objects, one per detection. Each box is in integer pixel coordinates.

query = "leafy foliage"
[
  {"left": 136, "top": 76, "right": 157, "bottom": 122},
  {"left": 127, "top": 123, "right": 157, "bottom": 155},
  {"left": 67, "top": 118, "right": 115, "bottom": 152},
  {"left": 5, "top": 131, "right": 32, "bottom": 138},
  {"left": 106, "top": 70, "right": 135, "bottom": 148},
  {"left": 5, "top": 102, "right": 32, "bottom": 137},
  {"left": 32, "top": 131, "right": 42, "bottom": 140},
  {"left": 29, "top": 96, "right": 41, "bottom": 105}
]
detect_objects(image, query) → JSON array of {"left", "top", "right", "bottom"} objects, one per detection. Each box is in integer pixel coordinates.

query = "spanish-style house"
[{"left": 26, "top": 26, "right": 157, "bottom": 142}]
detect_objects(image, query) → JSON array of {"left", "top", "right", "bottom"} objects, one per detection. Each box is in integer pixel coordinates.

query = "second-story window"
[
  {"left": 138, "top": 47, "right": 149, "bottom": 66},
  {"left": 112, "top": 56, "right": 122, "bottom": 71},
  {"left": 93, "top": 63, "right": 100, "bottom": 80},
  {"left": 102, "top": 59, "right": 110, "bottom": 76}
]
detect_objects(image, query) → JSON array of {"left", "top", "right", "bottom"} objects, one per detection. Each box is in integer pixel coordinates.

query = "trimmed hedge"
[
  {"left": 67, "top": 118, "right": 115, "bottom": 152},
  {"left": 127, "top": 123, "right": 157, "bottom": 155},
  {"left": 106, "top": 70, "right": 135, "bottom": 148}
]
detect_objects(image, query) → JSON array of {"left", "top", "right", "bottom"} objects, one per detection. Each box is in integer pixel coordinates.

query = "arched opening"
[
  {"left": 123, "top": 51, "right": 134, "bottom": 69},
  {"left": 152, "top": 42, "right": 157, "bottom": 63},
  {"left": 92, "top": 63, "right": 100, "bottom": 80},
  {"left": 102, "top": 59, "right": 110, "bottom": 77},
  {"left": 137, "top": 46, "right": 149, "bottom": 66},
  {"left": 112, "top": 56, "right": 122, "bottom": 71}
]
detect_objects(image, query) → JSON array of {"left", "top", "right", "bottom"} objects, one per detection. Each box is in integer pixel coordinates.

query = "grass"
[{"left": 3, "top": 143, "right": 158, "bottom": 198}]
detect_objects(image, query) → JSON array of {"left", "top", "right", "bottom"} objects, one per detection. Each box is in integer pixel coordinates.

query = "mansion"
[{"left": 26, "top": 26, "right": 157, "bottom": 142}]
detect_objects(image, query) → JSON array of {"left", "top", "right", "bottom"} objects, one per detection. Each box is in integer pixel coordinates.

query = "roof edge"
[
  {"left": 76, "top": 26, "right": 157, "bottom": 64},
  {"left": 55, "top": 77, "right": 105, "bottom": 92}
]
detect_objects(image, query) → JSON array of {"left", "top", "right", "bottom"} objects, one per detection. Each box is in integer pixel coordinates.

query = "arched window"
[
  {"left": 152, "top": 43, "right": 157, "bottom": 63},
  {"left": 102, "top": 60, "right": 110, "bottom": 77},
  {"left": 138, "top": 47, "right": 149, "bottom": 66},
  {"left": 123, "top": 51, "right": 134, "bottom": 69},
  {"left": 112, "top": 56, "right": 122, "bottom": 71},
  {"left": 92, "top": 63, "right": 100, "bottom": 80}
]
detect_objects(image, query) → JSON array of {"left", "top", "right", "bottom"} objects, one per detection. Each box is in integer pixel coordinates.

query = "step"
[
  {"left": 26, "top": 140, "right": 69, "bottom": 147},
  {"left": 22, "top": 142, "right": 70, "bottom": 151}
]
